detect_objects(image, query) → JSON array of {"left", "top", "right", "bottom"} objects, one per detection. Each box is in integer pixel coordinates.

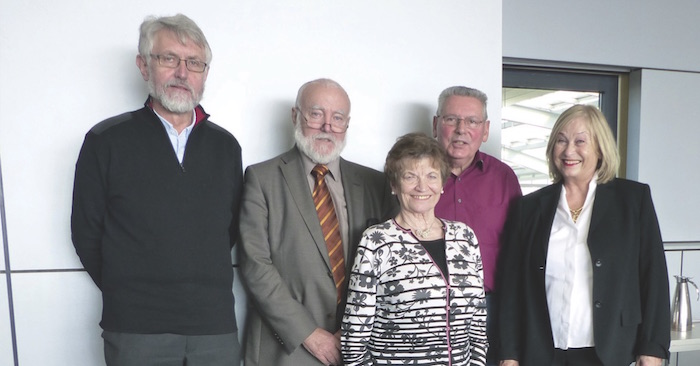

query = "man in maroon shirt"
[{"left": 432, "top": 86, "right": 522, "bottom": 366}]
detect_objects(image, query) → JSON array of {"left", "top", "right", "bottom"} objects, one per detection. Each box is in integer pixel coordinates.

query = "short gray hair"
[
  {"left": 138, "top": 14, "right": 212, "bottom": 64},
  {"left": 436, "top": 86, "right": 488, "bottom": 120}
]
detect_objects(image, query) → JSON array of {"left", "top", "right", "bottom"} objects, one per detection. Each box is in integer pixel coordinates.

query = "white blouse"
[{"left": 545, "top": 177, "right": 598, "bottom": 349}]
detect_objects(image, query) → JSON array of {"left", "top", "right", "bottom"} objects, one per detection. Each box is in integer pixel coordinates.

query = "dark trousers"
[
  {"left": 103, "top": 331, "right": 240, "bottom": 366},
  {"left": 552, "top": 347, "right": 603, "bottom": 366}
]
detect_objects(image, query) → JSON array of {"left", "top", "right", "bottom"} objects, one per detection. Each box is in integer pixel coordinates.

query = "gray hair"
[
  {"left": 138, "top": 14, "right": 212, "bottom": 64},
  {"left": 294, "top": 78, "right": 350, "bottom": 113},
  {"left": 436, "top": 86, "right": 488, "bottom": 120},
  {"left": 385, "top": 132, "right": 450, "bottom": 190}
]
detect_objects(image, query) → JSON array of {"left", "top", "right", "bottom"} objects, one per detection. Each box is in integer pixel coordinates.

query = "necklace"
[
  {"left": 401, "top": 214, "right": 437, "bottom": 239},
  {"left": 570, "top": 206, "right": 583, "bottom": 223}
]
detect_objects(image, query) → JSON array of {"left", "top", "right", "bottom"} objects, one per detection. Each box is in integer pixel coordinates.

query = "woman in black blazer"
[{"left": 498, "top": 105, "right": 670, "bottom": 366}]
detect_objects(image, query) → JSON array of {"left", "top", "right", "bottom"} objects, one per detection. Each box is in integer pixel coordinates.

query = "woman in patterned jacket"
[{"left": 341, "top": 132, "right": 488, "bottom": 365}]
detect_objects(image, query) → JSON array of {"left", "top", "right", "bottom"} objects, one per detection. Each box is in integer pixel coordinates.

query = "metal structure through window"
[{"left": 501, "top": 67, "right": 620, "bottom": 194}]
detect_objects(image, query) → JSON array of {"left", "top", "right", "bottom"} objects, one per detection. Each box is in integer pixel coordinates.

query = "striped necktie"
[{"left": 311, "top": 164, "right": 345, "bottom": 304}]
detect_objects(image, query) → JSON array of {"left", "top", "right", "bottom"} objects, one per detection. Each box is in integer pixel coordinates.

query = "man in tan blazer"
[{"left": 238, "top": 78, "right": 397, "bottom": 366}]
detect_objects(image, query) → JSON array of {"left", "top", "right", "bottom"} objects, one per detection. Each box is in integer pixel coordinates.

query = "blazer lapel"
[
  {"left": 340, "top": 158, "right": 364, "bottom": 271},
  {"left": 535, "top": 184, "right": 562, "bottom": 263},
  {"left": 588, "top": 179, "right": 615, "bottom": 254},
  {"left": 280, "top": 148, "right": 332, "bottom": 271}
]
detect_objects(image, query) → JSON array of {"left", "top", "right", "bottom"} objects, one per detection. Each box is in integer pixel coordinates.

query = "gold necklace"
[
  {"left": 402, "top": 214, "right": 437, "bottom": 239},
  {"left": 570, "top": 206, "right": 583, "bottom": 223}
]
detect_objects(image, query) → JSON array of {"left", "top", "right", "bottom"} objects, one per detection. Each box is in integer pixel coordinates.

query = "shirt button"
[{"left": 457, "top": 198, "right": 462, "bottom": 203}]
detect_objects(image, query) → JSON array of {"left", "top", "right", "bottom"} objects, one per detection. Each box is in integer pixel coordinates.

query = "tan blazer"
[{"left": 238, "top": 147, "right": 397, "bottom": 365}]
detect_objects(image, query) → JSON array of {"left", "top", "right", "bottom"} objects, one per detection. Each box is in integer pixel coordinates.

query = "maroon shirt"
[{"left": 434, "top": 151, "right": 522, "bottom": 292}]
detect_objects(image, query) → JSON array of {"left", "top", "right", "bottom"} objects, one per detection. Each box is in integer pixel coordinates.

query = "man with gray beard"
[
  {"left": 71, "top": 14, "right": 242, "bottom": 365},
  {"left": 238, "top": 78, "right": 397, "bottom": 366}
]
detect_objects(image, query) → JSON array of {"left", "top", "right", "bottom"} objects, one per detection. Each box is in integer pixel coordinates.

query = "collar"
[
  {"left": 297, "top": 146, "right": 341, "bottom": 182},
  {"left": 452, "top": 150, "right": 485, "bottom": 178},
  {"left": 559, "top": 173, "right": 598, "bottom": 226},
  {"left": 153, "top": 107, "right": 196, "bottom": 132},
  {"left": 144, "top": 96, "right": 209, "bottom": 127}
]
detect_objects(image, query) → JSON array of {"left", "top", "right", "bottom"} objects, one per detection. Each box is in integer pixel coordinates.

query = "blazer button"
[
  {"left": 594, "top": 301, "right": 602, "bottom": 309},
  {"left": 327, "top": 272, "right": 333, "bottom": 278},
  {"left": 595, "top": 259, "right": 602, "bottom": 267}
]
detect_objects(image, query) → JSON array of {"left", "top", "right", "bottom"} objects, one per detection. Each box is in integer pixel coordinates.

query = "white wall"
[
  {"left": 0, "top": 1, "right": 502, "bottom": 364},
  {"left": 503, "top": 0, "right": 700, "bottom": 72},
  {"left": 628, "top": 69, "right": 700, "bottom": 242}
]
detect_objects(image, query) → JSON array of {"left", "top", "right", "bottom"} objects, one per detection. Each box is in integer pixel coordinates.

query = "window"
[{"left": 501, "top": 67, "right": 620, "bottom": 194}]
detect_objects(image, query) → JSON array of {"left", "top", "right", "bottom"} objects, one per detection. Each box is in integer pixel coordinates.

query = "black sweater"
[{"left": 71, "top": 101, "right": 242, "bottom": 335}]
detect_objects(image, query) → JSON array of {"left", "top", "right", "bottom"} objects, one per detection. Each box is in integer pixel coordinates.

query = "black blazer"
[{"left": 498, "top": 178, "right": 670, "bottom": 366}]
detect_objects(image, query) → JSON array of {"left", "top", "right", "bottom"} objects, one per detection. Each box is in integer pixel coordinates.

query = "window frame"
[{"left": 503, "top": 67, "right": 619, "bottom": 139}]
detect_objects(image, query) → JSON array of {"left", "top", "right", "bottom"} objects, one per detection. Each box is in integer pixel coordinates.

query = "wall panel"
[
  {"left": 0, "top": 279, "right": 14, "bottom": 366},
  {"left": 630, "top": 70, "right": 700, "bottom": 242},
  {"left": 503, "top": 0, "right": 700, "bottom": 72},
  {"left": 12, "top": 272, "right": 103, "bottom": 366}
]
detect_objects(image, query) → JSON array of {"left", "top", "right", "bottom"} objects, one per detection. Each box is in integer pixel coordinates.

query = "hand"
[
  {"left": 302, "top": 327, "right": 342, "bottom": 366},
  {"left": 499, "top": 360, "right": 519, "bottom": 366},
  {"left": 636, "top": 355, "right": 663, "bottom": 366}
]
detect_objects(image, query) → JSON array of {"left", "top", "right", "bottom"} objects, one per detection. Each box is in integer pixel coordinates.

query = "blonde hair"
[{"left": 546, "top": 105, "right": 619, "bottom": 184}]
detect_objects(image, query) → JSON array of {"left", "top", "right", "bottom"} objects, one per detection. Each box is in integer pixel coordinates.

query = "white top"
[
  {"left": 546, "top": 177, "right": 598, "bottom": 349},
  {"left": 155, "top": 109, "right": 196, "bottom": 164}
]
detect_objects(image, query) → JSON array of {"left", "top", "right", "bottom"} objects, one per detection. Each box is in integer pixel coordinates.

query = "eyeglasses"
[
  {"left": 150, "top": 54, "right": 208, "bottom": 73},
  {"left": 438, "top": 115, "right": 485, "bottom": 129},
  {"left": 295, "top": 107, "right": 349, "bottom": 133}
]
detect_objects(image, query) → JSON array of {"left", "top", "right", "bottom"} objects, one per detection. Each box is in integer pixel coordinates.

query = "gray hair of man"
[
  {"left": 294, "top": 78, "right": 351, "bottom": 113},
  {"left": 138, "top": 14, "right": 212, "bottom": 65},
  {"left": 436, "top": 86, "right": 488, "bottom": 121}
]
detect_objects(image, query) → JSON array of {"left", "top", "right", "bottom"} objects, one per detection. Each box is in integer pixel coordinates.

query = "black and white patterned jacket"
[{"left": 341, "top": 218, "right": 488, "bottom": 365}]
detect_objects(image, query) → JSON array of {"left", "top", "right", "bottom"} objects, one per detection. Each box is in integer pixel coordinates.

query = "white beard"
[
  {"left": 148, "top": 78, "right": 203, "bottom": 113},
  {"left": 294, "top": 121, "right": 346, "bottom": 164}
]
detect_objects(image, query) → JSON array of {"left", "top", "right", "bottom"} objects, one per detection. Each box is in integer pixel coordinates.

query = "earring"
[
  {"left": 441, "top": 189, "right": 444, "bottom": 194},
  {"left": 391, "top": 191, "right": 396, "bottom": 195}
]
